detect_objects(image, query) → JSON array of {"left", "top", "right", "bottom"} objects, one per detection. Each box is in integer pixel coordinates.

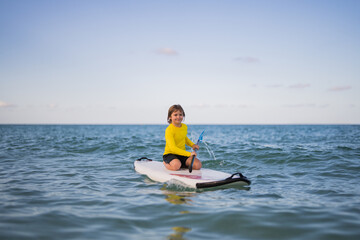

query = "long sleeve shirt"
[{"left": 163, "top": 123, "right": 195, "bottom": 157}]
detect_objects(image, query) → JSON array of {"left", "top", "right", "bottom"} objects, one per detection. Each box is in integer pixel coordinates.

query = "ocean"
[{"left": 0, "top": 124, "right": 359, "bottom": 240}]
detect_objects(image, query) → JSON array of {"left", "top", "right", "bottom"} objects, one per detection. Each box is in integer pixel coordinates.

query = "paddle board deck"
[{"left": 134, "top": 157, "right": 251, "bottom": 189}]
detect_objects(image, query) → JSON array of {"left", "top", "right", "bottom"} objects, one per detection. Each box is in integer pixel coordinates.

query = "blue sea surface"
[{"left": 0, "top": 125, "right": 359, "bottom": 239}]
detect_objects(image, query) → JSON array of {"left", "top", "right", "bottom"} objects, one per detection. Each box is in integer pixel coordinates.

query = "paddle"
[{"left": 189, "top": 130, "right": 205, "bottom": 173}]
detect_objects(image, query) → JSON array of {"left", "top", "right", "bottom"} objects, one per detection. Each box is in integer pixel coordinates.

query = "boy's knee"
[
  {"left": 192, "top": 159, "right": 202, "bottom": 170},
  {"left": 164, "top": 159, "right": 181, "bottom": 171},
  {"left": 172, "top": 159, "right": 181, "bottom": 170}
]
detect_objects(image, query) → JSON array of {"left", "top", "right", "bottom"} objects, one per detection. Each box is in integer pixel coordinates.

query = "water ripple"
[{"left": 1, "top": 125, "right": 360, "bottom": 239}]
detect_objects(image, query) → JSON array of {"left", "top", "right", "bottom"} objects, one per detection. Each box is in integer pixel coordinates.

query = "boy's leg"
[
  {"left": 185, "top": 157, "right": 202, "bottom": 170},
  {"left": 163, "top": 159, "right": 181, "bottom": 171}
]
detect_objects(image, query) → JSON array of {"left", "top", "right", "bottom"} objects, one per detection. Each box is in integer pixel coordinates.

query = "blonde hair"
[{"left": 167, "top": 104, "right": 185, "bottom": 124}]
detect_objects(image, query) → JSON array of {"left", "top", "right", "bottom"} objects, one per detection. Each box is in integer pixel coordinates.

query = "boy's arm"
[{"left": 185, "top": 137, "right": 195, "bottom": 148}]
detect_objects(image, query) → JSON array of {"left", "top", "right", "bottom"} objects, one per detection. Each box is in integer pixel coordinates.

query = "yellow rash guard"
[{"left": 163, "top": 123, "right": 195, "bottom": 157}]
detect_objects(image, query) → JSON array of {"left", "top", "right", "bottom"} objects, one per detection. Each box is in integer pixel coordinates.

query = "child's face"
[{"left": 170, "top": 110, "right": 184, "bottom": 126}]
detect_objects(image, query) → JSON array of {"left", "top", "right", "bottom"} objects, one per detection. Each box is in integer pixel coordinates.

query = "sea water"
[{"left": 0, "top": 125, "right": 359, "bottom": 240}]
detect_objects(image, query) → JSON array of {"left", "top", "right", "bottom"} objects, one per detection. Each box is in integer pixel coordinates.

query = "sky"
[{"left": 0, "top": 0, "right": 359, "bottom": 124}]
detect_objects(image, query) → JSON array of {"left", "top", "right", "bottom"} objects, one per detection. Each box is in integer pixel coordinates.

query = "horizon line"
[{"left": 0, "top": 123, "right": 359, "bottom": 126}]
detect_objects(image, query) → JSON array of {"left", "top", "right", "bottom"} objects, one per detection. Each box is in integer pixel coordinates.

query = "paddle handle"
[
  {"left": 189, "top": 141, "right": 199, "bottom": 173},
  {"left": 189, "top": 154, "right": 195, "bottom": 173}
]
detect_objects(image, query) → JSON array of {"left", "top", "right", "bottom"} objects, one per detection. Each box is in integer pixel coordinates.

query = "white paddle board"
[{"left": 134, "top": 157, "right": 251, "bottom": 189}]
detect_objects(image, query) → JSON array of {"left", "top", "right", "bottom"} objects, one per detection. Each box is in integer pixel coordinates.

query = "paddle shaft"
[
  {"left": 189, "top": 130, "right": 205, "bottom": 173},
  {"left": 189, "top": 140, "right": 200, "bottom": 173}
]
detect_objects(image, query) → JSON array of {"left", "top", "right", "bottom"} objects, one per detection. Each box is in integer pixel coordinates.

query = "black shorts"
[{"left": 163, "top": 154, "right": 189, "bottom": 168}]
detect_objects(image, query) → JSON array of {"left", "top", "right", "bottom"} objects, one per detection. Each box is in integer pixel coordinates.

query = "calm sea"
[{"left": 0, "top": 125, "right": 359, "bottom": 240}]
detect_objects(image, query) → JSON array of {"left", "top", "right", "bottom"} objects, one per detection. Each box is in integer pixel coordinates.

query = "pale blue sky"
[{"left": 1, "top": 0, "right": 359, "bottom": 124}]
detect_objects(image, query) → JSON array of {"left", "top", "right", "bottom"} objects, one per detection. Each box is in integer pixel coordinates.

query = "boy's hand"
[
  {"left": 190, "top": 151, "right": 197, "bottom": 157},
  {"left": 192, "top": 144, "right": 200, "bottom": 151}
]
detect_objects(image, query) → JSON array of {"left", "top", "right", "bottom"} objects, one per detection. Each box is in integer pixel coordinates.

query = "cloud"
[
  {"left": 266, "top": 84, "right": 283, "bottom": 88},
  {"left": 234, "top": 56, "right": 260, "bottom": 63},
  {"left": 282, "top": 103, "right": 331, "bottom": 108},
  {"left": 283, "top": 103, "right": 316, "bottom": 108},
  {"left": 157, "top": 47, "right": 179, "bottom": 56},
  {"left": 265, "top": 83, "right": 310, "bottom": 89},
  {"left": 233, "top": 104, "right": 248, "bottom": 108},
  {"left": 214, "top": 103, "right": 244, "bottom": 108},
  {"left": 47, "top": 104, "right": 59, "bottom": 109},
  {"left": 191, "top": 103, "right": 211, "bottom": 108},
  {"left": 288, "top": 83, "right": 311, "bottom": 89},
  {"left": 191, "top": 103, "right": 249, "bottom": 109},
  {"left": 328, "top": 86, "right": 352, "bottom": 92},
  {"left": 319, "top": 104, "right": 330, "bottom": 108},
  {"left": 0, "top": 101, "right": 16, "bottom": 108}
]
